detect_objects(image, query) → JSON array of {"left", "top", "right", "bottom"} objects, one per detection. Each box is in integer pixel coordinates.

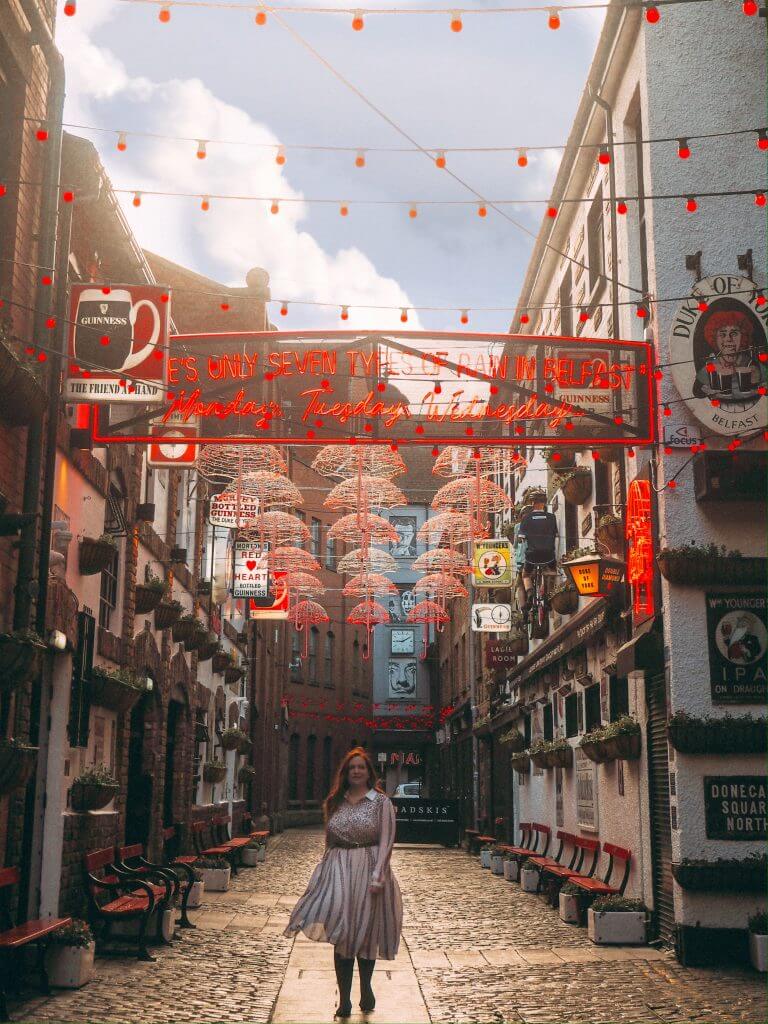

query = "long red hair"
[{"left": 323, "top": 746, "right": 385, "bottom": 823}]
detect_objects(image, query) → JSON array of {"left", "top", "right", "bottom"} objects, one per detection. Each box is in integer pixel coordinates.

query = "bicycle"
[{"left": 524, "top": 557, "right": 554, "bottom": 640}]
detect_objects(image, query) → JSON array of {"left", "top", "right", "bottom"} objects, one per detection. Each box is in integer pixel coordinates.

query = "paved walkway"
[{"left": 17, "top": 828, "right": 767, "bottom": 1023}]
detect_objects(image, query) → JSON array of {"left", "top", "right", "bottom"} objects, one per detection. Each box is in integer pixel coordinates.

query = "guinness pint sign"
[{"left": 669, "top": 276, "right": 768, "bottom": 435}]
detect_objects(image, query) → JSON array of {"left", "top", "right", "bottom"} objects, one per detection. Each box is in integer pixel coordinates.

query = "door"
[
  {"left": 125, "top": 696, "right": 152, "bottom": 845},
  {"left": 646, "top": 672, "right": 674, "bottom": 942},
  {"left": 163, "top": 699, "right": 182, "bottom": 827}
]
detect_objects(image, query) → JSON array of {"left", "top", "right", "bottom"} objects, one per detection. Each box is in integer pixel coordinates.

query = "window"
[
  {"left": 288, "top": 734, "right": 300, "bottom": 800},
  {"left": 308, "top": 627, "right": 318, "bottom": 685},
  {"left": 543, "top": 703, "right": 554, "bottom": 741},
  {"left": 290, "top": 631, "right": 302, "bottom": 682},
  {"left": 609, "top": 675, "right": 629, "bottom": 721},
  {"left": 559, "top": 268, "right": 573, "bottom": 336},
  {"left": 523, "top": 712, "right": 532, "bottom": 747},
  {"left": 564, "top": 499, "right": 579, "bottom": 554},
  {"left": 322, "top": 736, "right": 333, "bottom": 796},
  {"left": 305, "top": 735, "right": 317, "bottom": 800},
  {"left": 310, "top": 518, "right": 321, "bottom": 556},
  {"left": 325, "top": 531, "right": 335, "bottom": 570},
  {"left": 565, "top": 694, "right": 579, "bottom": 738},
  {"left": 594, "top": 460, "right": 611, "bottom": 509},
  {"left": 584, "top": 683, "right": 601, "bottom": 731},
  {"left": 587, "top": 187, "right": 605, "bottom": 294},
  {"left": 324, "top": 632, "right": 334, "bottom": 687}
]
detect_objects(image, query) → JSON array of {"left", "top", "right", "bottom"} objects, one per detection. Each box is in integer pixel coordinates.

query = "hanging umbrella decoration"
[
  {"left": 407, "top": 598, "right": 450, "bottom": 659},
  {"left": 346, "top": 600, "right": 391, "bottom": 658},
  {"left": 197, "top": 441, "right": 286, "bottom": 485},
  {"left": 417, "top": 511, "right": 484, "bottom": 548},
  {"left": 311, "top": 444, "right": 407, "bottom": 481},
  {"left": 342, "top": 572, "right": 398, "bottom": 599},
  {"left": 271, "top": 546, "right": 321, "bottom": 574},
  {"left": 432, "top": 445, "right": 523, "bottom": 480},
  {"left": 289, "top": 599, "right": 329, "bottom": 658},
  {"left": 324, "top": 475, "right": 406, "bottom": 513},
  {"left": 432, "top": 476, "right": 511, "bottom": 537},
  {"left": 337, "top": 546, "right": 398, "bottom": 575},
  {"left": 412, "top": 548, "right": 472, "bottom": 576}
]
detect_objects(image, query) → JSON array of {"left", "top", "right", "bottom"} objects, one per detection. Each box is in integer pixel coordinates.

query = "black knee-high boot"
[
  {"left": 334, "top": 951, "right": 354, "bottom": 1018},
  {"left": 357, "top": 956, "right": 376, "bottom": 1012}
]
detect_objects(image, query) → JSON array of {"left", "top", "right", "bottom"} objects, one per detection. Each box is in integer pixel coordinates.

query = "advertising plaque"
[
  {"left": 706, "top": 592, "right": 767, "bottom": 704},
  {"left": 473, "top": 539, "right": 513, "bottom": 588},
  {"left": 232, "top": 540, "right": 269, "bottom": 598},
  {"left": 704, "top": 776, "right": 767, "bottom": 840},
  {"left": 471, "top": 603, "right": 512, "bottom": 632}
]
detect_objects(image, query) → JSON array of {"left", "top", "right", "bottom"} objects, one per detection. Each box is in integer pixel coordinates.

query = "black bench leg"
[
  {"left": 36, "top": 940, "right": 51, "bottom": 995},
  {"left": 137, "top": 914, "right": 156, "bottom": 962},
  {"left": 0, "top": 951, "right": 10, "bottom": 1023},
  {"left": 177, "top": 882, "right": 195, "bottom": 929}
]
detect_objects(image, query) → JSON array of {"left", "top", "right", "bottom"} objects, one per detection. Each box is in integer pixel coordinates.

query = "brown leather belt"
[{"left": 331, "top": 839, "right": 376, "bottom": 849}]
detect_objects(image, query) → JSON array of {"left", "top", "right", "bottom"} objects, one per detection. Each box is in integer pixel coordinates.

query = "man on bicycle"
[{"left": 518, "top": 489, "right": 558, "bottom": 612}]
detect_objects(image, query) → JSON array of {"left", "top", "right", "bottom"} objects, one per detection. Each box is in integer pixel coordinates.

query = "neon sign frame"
[{"left": 91, "top": 329, "right": 656, "bottom": 448}]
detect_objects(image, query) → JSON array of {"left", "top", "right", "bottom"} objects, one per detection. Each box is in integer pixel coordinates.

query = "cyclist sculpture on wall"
[{"left": 517, "top": 489, "right": 559, "bottom": 640}]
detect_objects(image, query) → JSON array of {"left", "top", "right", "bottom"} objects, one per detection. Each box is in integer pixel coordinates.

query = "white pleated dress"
[{"left": 284, "top": 789, "right": 403, "bottom": 960}]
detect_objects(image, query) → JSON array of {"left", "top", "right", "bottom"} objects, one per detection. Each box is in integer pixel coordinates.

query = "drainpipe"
[
  {"left": 13, "top": 21, "right": 65, "bottom": 632},
  {"left": 467, "top": 580, "right": 480, "bottom": 831}
]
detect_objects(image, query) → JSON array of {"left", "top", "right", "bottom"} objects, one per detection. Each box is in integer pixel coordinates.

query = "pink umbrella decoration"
[
  {"left": 413, "top": 572, "right": 468, "bottom": 609},
  {"left": 289, "top": 599, "right": 329, "bottom": 657},
  {"left": 407, "top": 598, "right": 450, "bottom": 658},
  {"left": 432, "top": 446, "right": 523, "bottom": 479},
  {"left": 342, "top": 572, "right": 398, "bottom": 598},
  {"left": 285, "top": 572, "right": 326, "bottom": 598},
  {"left": 324, "top": 475, "right": 406, "bottom": 512},
  {"left": 271, "top": 546, "right": 321, "bottom": 573},
  {"left": 312, "top": 444, "right": 407, "bottom": 480},
  {"left": 238, "top": 510, "right": 311, "bottom": 548},
  {"left": 412, "top": 548, "right": 472, "bottom": 575},
  {"left": 337, "top": 546, "right": 397, "bottom": 575},
  {"left": 432, "top": 476, "right": 511, "bottom": 516},
  {"left": 328, "top": 512, "right": 399, "bottom": 545},
  {"left": 346, "top": 600, "right": 390, "bottom": 658},
  {"left": 240, "top": 470, "right": 303, "bottom": 509},
  {"left": 418, "top": 511, "right": 486, "bottom": 546},
  {"left": 196, "top": 442, "right": 286, "bottom": 484}
]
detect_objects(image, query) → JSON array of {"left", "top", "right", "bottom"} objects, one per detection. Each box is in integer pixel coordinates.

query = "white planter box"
[
  {"left": 588, "top": 909, "right": 646, "bottom": 945},
  {"left": 480, "top": 848, "right": 491, "bottom": 869},
  {"left": 520, "top": 867, "right": 539, "bottom": 893},
  {"left": 197, "top": 866, "right": 231, "bottom": 892},
  {"left": 113, "top": 906, "right": 174, "bottom": 943},
  {"left": 45, "top": 942, "right": 95, "bottom": 989},
  {"left": 503, "top": 859, "right": 519, "bottom": 882},
  {"left": 241, "top": 847, "right": 260, "bottom": 867},
  {"left": 256, "top": 846, "right": 266, "bottom": 862},
  {"left": 749, "top": 933, "right": 768, "bottom": 972},
  {"left": 159, "top": 907, "right": 175, "bottom": 943},
  {"left": 490, "top": 854, "right": 504, "bottom": 875},
  {"left": 185, "top": 880, "right": 204, "bottom": 908},
  {"left": 558, "top": 892, "right": 580, "bottom": 924}
]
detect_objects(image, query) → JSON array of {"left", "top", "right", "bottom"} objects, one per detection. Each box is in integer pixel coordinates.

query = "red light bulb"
[
  {"left": 340, "top": 306, "right": 349, "bottom": 320},
  {"left": 677, "top": 138, "right": 691, "bottom": 159},
  {"left": 117, "top": 132, "right": 127, "bottom": 152},
  {"left": 617, "top": 199, "right": 628, "bottom": 215},
  {"left": 352, "top": 10, "right": 364, "bottom": 31},
  {"left": 36, "top": 129, "right": 48, "bottom": 142},
  {"left": 686, "top": 196, "right": 698, "bottom": 213},
  {"left": 460, "top": 310, "right": 469, "bottom": 325},
  {"left": 517, "top": 149, "right": 528, "bottom": 168},
  {"left": 546, "top": 205, "right": 558, "bottom": 218},
  {"left": 477, "top": 204, "right": 487, "bottom": 217},
  {"left": 450, "top": 12, "right": 462, "bottom": 32},
  {"left": 743, "top": 0, "right": 758, "bottom": 14},
  {"left": 62, "top": 190, "right": 74, "bottom": 203},
  {"left": 159, "top": 5, "right": 171, "bottom": 23},
  {"left": 645, "top": 4, "right": 660, "bottom": 22},
  {"left": 355, "top": 150, "right": 366, "bottom": 168},
  {"left": 757, "top": 131, "right": 768, "bottom": 151},
  {"left": 280, "top": 302, "right": 288, "bottom": 316},
  {"left": 255, "top": 10, "right": 267, "bottom": 25},
  {"left": 64, "top": 0, "right": 76, "bottom": 15},
  {"left": 547, "top": 9, "right": 561, "bottom": 29},
  {"left": 598, "top": 146, "right": 610, "bottom": 165},
  {"left": 755, "top": 192, "right": 766, "bottom": 208},
  {"left": 400, "top": 308, "right": 408, "bottom": 323}
]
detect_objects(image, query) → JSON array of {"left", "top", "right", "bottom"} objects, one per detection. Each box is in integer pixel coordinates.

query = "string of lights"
[{"left": 25, "top": 116, "right": 768, "bottom": 164}]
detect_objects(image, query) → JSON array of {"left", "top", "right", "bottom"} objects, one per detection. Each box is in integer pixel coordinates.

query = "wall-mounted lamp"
[
  {"left": 145, "top": 676, "right": 154, "bottom": 693},
  {"left": 47, "top": 629, "right": 67, "bottom": 652}
]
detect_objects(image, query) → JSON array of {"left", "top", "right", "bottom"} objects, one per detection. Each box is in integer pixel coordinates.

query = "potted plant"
[
  {"left": 89, "top": 667, "right": 147, "bottom": 714},
  {"left": 135, "top": 502, "right": 155, "bottom": 523},
  {"left": 657, "top": 542, "right": 766, "bottom": 587},
  {"left": 172, "top": 613, "right": 200, "bottom": 645},
  {"left": 559, "top": 466, "right": 593, "bottom": 505},
  {"left": 220, "top": 727, "right": 248, "bottom": 752},
  {"left": 520, "top": 858, "right": 540, "bottom": 893},
  {"left": 542, "top": 447, "right": 576, "bottom": 470},
  {"left": 0, "top": 360, "right": 46, "bottom": 427},
  {"left": 78, "top": 534, "right": 117, "bottom": 576},
  {"left": 748, "top": 911, "right": 767, "bottom": 973},
  {"left": 579, "top": 716, "right": 641, "bottom": 763},
  {"left": 510, "top": 750, "right": 531, "bottom": 774},
  {"left": 549, "top": 581, "right": 579, "bottom": 616},
  {"left": 558, "top": 881, "right": 582, "bottom": 924},
  {"left": 0, "top": 738, "right": 39, "bottom": 795},
  {"left": 135, "top": 574, "right": 167, "bottom": 614},
  {"left": 212, "top": 649, "right": 230, "bottom": 675},
  {"left": 480, "top": 842, "right": 493, "bottom": 869},
  {"left": 667, "top": 711, "right": 767, "bottom": 755},
  {"left": 595, "top": 513, "right": 624, "bottom": 552},
  {"left": 503, "top": 854, "right": 519, "bottom": 882},
  {"left": 499, "top": 727, "right": 526, "bottom": 752},
  {"left": 202, "top": 760, "right": 227, "bottom": 784},
  {"left": 44, "top": 919, "right": 95, "bottom": 989},
  {"left": 671, "top": 854, "right": 767, "bottom": 891},
  {"left": 224, "top": 663, "right": 245, "bottom": 687},
  {"left": 490, "top": 846, "right": 505, "bottom": 875},
  {"left": 587, "top": 894, "right": 647, "bottom": 945},
  {"left": 197, "top": 633, "right": 220, "bottom": 663},
  {"left": 530, "top": 739, "right": 572, "bottom": 770},
  {"left": 238, "top": 764, "right": 257, "bottom": 786},
  {"left": 0, "top": 628, "right": 46, "bottom": 693},
  {"left": 154, "top": 597, "right": 183, "bottom": 631},
  {"left": 70, "top": 763, "right": 119, "bottom": 812},
  {"left": 237, "top": 734, "right": 253, "bottom": 755},
  {"left": 241, "top": 839, "right": 264, "bottom": 867},
  {"left": 193, "top": 856, "right": 230, "bottom": 893}
]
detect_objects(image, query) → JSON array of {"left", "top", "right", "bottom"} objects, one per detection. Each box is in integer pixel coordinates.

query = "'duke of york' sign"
[
  {"left": 704, "top": 776, "right": 767, "bottom": 841},
  {"left": 93, "top": 330, "right": 654, "bottom": 448}
]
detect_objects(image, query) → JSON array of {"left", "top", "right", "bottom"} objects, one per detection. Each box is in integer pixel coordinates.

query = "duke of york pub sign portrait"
[
  {"left": 66, "top": 283, "right": 169, "bottom": 403},
  {"left": 669, "top": 276, "right": 768, "bottom": 436}
]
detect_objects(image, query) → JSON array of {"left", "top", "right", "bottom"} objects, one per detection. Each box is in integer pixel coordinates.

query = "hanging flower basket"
[
  {"left": 224, "top": 666, "right": 245, "bottom": 686},
  {"left": 237, "top": 735, "right": 252, "bottom": 755},
  {"left": 594, "top": 446, "right": 623, "bottom": 464},
  {"left": 78, "top": 535, "right": 117, "bottom": 576},
  {"left": 595, "top": 514, "right": 625, "bottom": 553},
  {"left": 0, "top": 630, "right": 46, "bottom": 694},
  {"left": 172, "top": 615, "right": 200, "bottom": 645},
  {"left": 0, "top": 740, "right": 39, "bottom": 795},
  {"left": 550, "top": 584, "right": 579, "bottom": 616},
  {"left": 203, "top": 761, "right": 227, "bottom": 784},
  {"left": 657, "top": 545, "right": 766, "bottom": 586},
  {"left": 499, "top": 728, "right": 526, "bottom": 752},
  {"left": 238, "top": 765, "right": 257, "bottom": 785},
  {"left": 510, "top": 751, "right": 531, "bottom": 774},
  {"left": 134, "top": 581, "right": 166, "bottom": 615},
  {"left": 70, "top": 765, "right": 119, "bottom": 813},
  {"left": 0, "top": 363, "right": 46, "bottom": 427},
  {"left": 560, "top": 467, "right": 593, "bottom": 506},
  {"left": 212, "top": 651, "right": 231, "bottom": 675},
  {"left": 89, "top": 669, "right": 147, "bottom": 714},
  {"left": 667, "top": 712, "right": 767, "bottom": 755},
  {"left": 671, "top": 855, "right": 766, "bottom": 892},
  {"left": 220, "top": 728, "right": 248, "bottom": 752},
  {"left": 530, "top": 739, "right": 572, "bottom": 770},
  {"left": 184, "top": 621, "right": 209, "bottom": 652},
  {"left": 579, "top": 716, "right": 641, "bottom": 763},
  {"left": 154, "top": 599, "right": 183, "bottom": 631},
  {"left": 197, "top": 636, "right": 220, "bottom": 663},
  {"left": 543, "top": 448, "right": 576, "bottom": 471}
]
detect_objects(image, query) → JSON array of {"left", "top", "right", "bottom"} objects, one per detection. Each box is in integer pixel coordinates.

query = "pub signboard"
[
  {"left": 392, "top": 798, "right": 460, "bottom": 846},
  {"left": 704, "top": 776, "right": 767, "bottom": 840},
  {"left": 706, "top": 592, "right": 767, "bottom": 703}
]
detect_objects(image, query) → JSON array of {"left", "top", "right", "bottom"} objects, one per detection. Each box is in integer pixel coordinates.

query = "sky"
[{"left": 55, "top": 1, "right": 606, "bottom": 335}]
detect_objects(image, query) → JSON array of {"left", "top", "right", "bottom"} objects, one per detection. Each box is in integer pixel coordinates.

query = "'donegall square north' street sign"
[{"left": 90, "top": 330, "right": 655, "bottom": 449}]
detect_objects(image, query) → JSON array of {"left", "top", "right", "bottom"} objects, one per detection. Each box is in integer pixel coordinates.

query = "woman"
[{"left": 284, "top": 747, "right": 403, "bottom": 1018}]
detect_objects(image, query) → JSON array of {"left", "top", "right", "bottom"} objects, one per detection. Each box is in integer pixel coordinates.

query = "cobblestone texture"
[{"left": 14, "top": 827, "right": 768, "bottom": 1024}]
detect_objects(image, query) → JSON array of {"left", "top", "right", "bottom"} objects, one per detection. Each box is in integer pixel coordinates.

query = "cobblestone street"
[{"left": 19, "top": 829, "right": 767, "bottom": 1024}]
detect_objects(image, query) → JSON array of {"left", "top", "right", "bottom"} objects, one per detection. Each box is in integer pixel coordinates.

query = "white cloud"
[{"left": 55, "top": 3, "right": 419, "bottom": 330}]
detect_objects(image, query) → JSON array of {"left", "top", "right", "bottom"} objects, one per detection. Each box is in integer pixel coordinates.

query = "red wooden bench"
[
  {"left": 527, "top": 830, "right": 575, "bottom": 880},
  {"left": 464, "top": 828, "right": 480, "bottom": 853},
  {"left": 497, "top": 822, "right": 551, "bottom": 863},
  {"left": 567, "top": 843, "right": 632, "bottom": 901},
  {"left": 539, "top": 836, "right": 601, "bottom": 907},
  {"left": 83, "top": 848, "right": 157, "bottom": 961},
  {"left": 194, "top": 818, "right": 241, "bottom": 876},
  {"left": 116, "top": 842, "right": 198, "bottom": 930},
  {"left": 241, "top": 812, "right": 269, "bottom": 842},
  {"left": 0, "top": 867, "right": 70, "bottom": 1021},
  {"left": 213, "top": 814, "right": 252, "bottom": 855}
]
